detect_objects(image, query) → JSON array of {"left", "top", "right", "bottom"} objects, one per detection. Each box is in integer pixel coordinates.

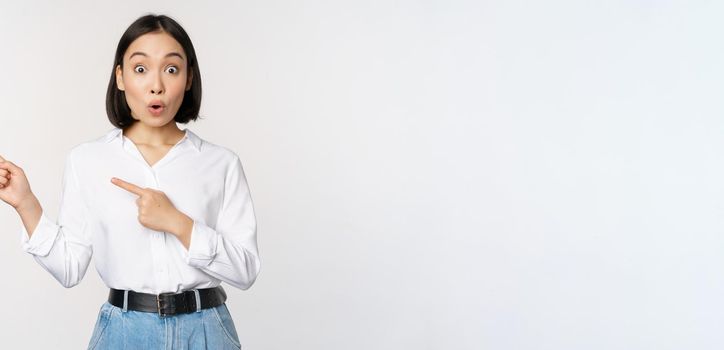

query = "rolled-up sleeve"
[
  {"left": 19, "top": 150, "right": 93, "bottom": 288},
  {"left": 183, "top": 155, "right": 261, "bottom": 290}
]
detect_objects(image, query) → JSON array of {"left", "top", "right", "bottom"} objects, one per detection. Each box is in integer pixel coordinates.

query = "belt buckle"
[{"left": 156, "top": 292, "right": 176, "bottom": 317}]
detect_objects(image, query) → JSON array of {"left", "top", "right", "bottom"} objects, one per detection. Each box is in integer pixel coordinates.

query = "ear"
[
  {"left": 115, "top": 65, "right": 125, "bottom": 91},
  {"left": 185, "top": 69, "right": 193, "bottom": 91}
]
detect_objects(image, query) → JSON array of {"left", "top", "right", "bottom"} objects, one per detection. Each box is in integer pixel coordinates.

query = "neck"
[{"left": 122, "top": 122, "right": 185, "bottom": 147}]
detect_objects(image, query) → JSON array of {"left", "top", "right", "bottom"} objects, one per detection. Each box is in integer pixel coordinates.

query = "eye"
[
  {"left": 166, "top": 66, "right": 179, "bottom": 74},
  {"left": 134, "top": 65, "right": 145, "bottom": 73}
]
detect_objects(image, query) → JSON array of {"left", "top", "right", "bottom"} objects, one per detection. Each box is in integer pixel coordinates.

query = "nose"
[{"left": 150, "top": 72, "right": 164, "bottom": 94}]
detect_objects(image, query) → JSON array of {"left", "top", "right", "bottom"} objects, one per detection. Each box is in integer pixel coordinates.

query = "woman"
[{"left": 0, "top": 14, "right": 260, "bottom": 349}]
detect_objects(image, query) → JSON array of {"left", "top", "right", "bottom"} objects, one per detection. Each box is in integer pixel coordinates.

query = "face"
[{"left": 115, "top": 31, "right": 193, "bottom": 128}]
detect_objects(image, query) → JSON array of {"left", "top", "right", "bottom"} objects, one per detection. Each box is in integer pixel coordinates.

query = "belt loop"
[
  {"left": 194, "top": 289, "right": 201, "bottom": 312},
  {"left": 122, "top": 290, "right": 129, "bottom": 312}
]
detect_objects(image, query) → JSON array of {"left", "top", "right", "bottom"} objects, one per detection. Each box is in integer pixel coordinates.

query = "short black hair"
[{"left": 106, "top": 14, "right": 202, "bottom": 128}]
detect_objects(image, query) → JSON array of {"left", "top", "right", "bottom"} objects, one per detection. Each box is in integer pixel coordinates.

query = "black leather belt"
[{"left": 108, "top": 286, "right": 227, "bottom": 317}]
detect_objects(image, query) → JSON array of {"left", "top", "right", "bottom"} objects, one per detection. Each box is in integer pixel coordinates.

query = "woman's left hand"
[{"left": 110, "top": 177, "right": 190, "bottom": 235}]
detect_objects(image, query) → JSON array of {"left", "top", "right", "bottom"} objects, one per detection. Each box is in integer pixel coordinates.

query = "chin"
[{"left": 144, "top": 116, "right": 174, "bottom": 126}]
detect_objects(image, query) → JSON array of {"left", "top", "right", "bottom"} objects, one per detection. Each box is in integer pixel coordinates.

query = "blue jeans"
[{"left": 87, "top": 301, "right": 242, "bottom": 349}]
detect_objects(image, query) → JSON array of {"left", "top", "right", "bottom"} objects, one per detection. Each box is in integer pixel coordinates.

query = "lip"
[
  {"left": 147, "top": 100, "right": 166, "bottom": 116},
  {"left": 148, "top": 105, "right": 165, "bottom": 116},
  {"left": 147, "top": 99, "right": 166, "bottom": 108}
]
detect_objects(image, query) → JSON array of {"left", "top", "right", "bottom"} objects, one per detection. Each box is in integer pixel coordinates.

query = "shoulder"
[
  {"left": 64, "top": 128, "right": 119, "bottom": 160},
  {"left": 201, "top": 141, "right": 244, "bottom": 175},
  {"left": 193, "top": 136, "right": 249, "bottom": 181},
  {"left": 191, "top": 131, "right": 242, "bottom": 164}
]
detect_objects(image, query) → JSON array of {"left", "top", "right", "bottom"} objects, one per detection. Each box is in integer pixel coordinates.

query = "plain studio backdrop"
[{"left": 1, "top": 0, "right": 723, "bottom": 349}]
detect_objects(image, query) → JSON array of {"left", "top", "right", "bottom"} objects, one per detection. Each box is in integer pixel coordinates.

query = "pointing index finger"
[{"left": 111, "top": 177, "right": 145, "bottom": 196}]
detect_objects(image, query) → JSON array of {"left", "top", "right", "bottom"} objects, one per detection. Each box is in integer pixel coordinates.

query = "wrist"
[
  {"left": 15, "top": 194, "right": 40, "bottom": 214},
  {"left": 171, "top": 211, "right": 193, "bottom": 237}
]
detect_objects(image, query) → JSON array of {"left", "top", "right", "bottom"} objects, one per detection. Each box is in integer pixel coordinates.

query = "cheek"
[
  {"left": 172, "top": 74, "right": 188, "bottom": 89},
  {"left": 168, "top": 80, "right": 188, "bottom": 101},
  {"left": 123, "top": 79, "right": 144, "bottom": 100}
]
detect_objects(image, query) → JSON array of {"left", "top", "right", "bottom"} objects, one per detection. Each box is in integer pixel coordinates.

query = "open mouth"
[{"left": 148, "top": 104, "right": 165, "bottom": 115}]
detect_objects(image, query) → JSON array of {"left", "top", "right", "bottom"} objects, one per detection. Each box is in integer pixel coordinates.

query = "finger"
[
  {"left": 0, "top": 155, "right": 5, "bottom": 162},
  {"left": 0, "top": 160, "right": 21, "bottom": 176},
  {"left": 111, "top": 177, "right": 145, "bottom": 196}
]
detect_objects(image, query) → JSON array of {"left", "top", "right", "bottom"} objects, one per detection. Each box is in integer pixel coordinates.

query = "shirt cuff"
[
  {"left": 20, "top": 212, "right": 60, "bottom": 257},
  {"left": 183, "top": 220, "right": 219, "bottom": 268}
]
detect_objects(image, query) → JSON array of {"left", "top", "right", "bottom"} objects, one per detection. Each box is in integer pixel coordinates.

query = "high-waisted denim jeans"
[{"left": 86, "top": 301, "right": 242, "bottom": 349}]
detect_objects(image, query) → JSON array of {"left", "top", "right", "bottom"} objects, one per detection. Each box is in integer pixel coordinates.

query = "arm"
[
  {"left": 18, "top": 151, "right": 93, "bottom": 288},
  {"left": 176, "top": 155, "right": 261, "bottom": 290},
  {"left": 16, "top": 195, "right": 42, "bottom": 239}
]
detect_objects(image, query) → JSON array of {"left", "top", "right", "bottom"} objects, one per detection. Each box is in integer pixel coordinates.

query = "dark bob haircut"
[{"left": 106, "top": 14, "right": 202, "bottom": 128}]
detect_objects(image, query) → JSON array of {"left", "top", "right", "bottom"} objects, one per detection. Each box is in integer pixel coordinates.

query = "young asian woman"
[{"left": 0, "top": 14, "right": 260, "bottom": 349}]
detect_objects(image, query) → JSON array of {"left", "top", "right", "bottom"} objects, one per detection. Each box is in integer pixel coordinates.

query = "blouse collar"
[{"left": 103, "top": 127, "right": 202, "bottom": 153}]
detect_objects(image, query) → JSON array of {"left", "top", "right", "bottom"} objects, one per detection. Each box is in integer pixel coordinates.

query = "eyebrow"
[{"left": 128, "top": 51, "right": 185, "bottom": 61}]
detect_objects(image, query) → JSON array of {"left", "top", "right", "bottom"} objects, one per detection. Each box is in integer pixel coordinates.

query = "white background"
[{"left": 1, "top": 0, "right": 723, "bottom": 349}]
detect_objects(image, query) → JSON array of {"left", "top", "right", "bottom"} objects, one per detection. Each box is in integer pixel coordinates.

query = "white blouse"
[{"left": 19, "top": 127, "right": 261, "bottom": 294}]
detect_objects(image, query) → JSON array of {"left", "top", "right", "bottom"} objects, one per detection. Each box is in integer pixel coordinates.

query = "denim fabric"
[{"left": 87, "top": 301, "right": 242, "bottom": 349}]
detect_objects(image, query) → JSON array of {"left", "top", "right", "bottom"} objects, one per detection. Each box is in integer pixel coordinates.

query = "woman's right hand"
[{"left": 0, "top": 155, "right": 35, "bottom": 210}]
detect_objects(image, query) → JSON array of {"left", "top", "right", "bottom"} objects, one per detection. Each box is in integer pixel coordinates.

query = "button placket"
[
  {"left": 143, "top": 168, "right": 169, "bottom": 286},
  {"left": 158, "top": 171, "right": 172, "bottom": 284}
]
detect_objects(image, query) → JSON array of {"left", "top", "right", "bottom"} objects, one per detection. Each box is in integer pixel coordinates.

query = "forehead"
[{"left": 125, "top": 31, "right": 186, "bottom": 60}]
